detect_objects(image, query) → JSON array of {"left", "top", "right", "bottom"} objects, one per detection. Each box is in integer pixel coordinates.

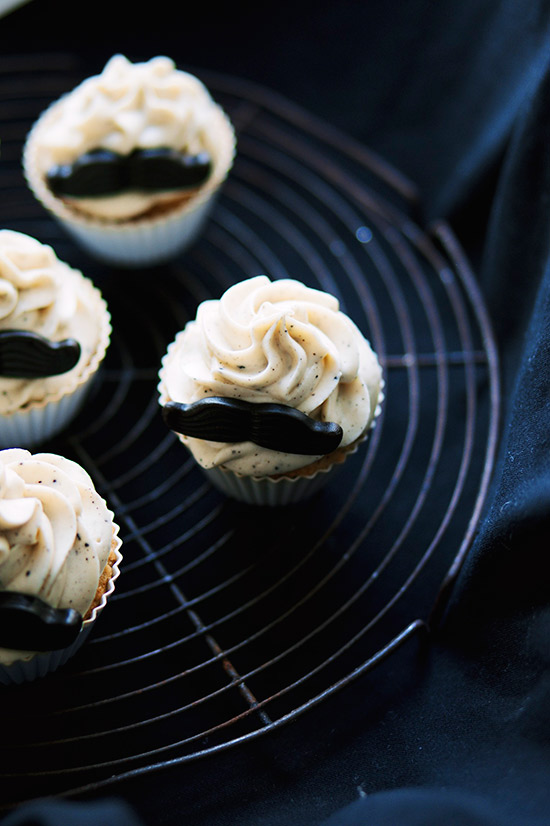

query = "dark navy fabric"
[
  {"left": 2, "top": 1, "right": 550, "bottom": 824},
  {"left": 320, "top": 787, "right": 550, "bottom": 826},
  {"left": 0, "top": 799, "right": 144, "bottom": 826}
]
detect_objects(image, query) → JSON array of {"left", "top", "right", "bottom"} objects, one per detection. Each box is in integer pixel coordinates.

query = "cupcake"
[
  {"left": 23, "top": 54, "right": 236, "bottom": 267},
  {"left": 0, "top": 448, "right": 122, "bottom": 684},
  {"left": 158, "top": 275, "right": 383, "bottom": 505},
  {"left": 0, "top": 230, "right": 111, "bottom": 448}
]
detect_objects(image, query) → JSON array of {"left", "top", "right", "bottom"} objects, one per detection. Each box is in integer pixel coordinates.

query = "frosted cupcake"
[
  {"left": 0, "top": 230, "right": 111, "bottom": 447},
  {"left": 158, "top": 275, "right": 383, "bottom": 505},
  {"left": 0, "top": 449, "right": 122, "bottom": 684},
  {"left": 23, "top": 54, "right": 236, "bottom": 267}
]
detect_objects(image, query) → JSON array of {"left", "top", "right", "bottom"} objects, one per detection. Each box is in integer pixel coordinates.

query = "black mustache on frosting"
[
  {"left": 46, "top": 147, "right": 213, "bottom": 198},
  {"left": 0, "top": 330, "right": 81, "bottom": 379},
  {"left": 0, "top": 591, "right": 82, "bottom": 651},
  {"left": 162, "top": 397, "right": 344, "bottom": 455}
]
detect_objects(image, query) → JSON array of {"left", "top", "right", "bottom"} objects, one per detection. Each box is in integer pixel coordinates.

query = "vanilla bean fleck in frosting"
[
  {"left": 159, "top": 275, "right": 383, "bottom": 476},
  {"left": 0, "top": 230, "right": 107, "bottom": 414},
  {"left": 30, "top": 54, "right": 232, "bottom": 220},
  {"left": 0, "top": 448, "right": 114, "bottom": 664}
]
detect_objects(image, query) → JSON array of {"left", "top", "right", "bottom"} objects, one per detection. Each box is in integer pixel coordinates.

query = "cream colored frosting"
[
  {"left": 159, "top": 275, "right": 383, "bottom": 476},
  {"left": 32, "top": 54, "right": 232, "bottom": 220},
  {"left": 0, "top": 230, "right": 108, "bottom": 415},
  {"left": 0, "top": 448, "right": 114, "bottom": 664}
]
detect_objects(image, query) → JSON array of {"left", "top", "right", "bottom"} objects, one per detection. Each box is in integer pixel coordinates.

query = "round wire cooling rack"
[{"left": 0, "top": 55, "right": 500, "bottom": 807}]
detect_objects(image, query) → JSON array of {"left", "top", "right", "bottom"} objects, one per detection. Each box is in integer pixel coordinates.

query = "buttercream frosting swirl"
[
  {"left": 33, "top": 54, "right": 231, "bottom": 219},
  {"left": 0, "top": 230, "right": 107, "bottom": 414},
  {"left": 0, "top": 448, "right": 114, "bottom": 663},
  {"left": 159, "top": 275, "right": 383, "bottom": 475}
]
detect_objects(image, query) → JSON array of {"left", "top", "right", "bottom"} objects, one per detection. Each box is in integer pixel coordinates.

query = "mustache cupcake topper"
[
  {"left": 46, "top": 147, "right": 213, "bottom": 198},
  {"left": 0, "top": 591, "right": 82, "bottom": 651},
  {"left": 161, "top": 396, "right": 344, "bottom": 455},
  {"left": 0, "top": 330, "right": 81, "bottom": 378}
]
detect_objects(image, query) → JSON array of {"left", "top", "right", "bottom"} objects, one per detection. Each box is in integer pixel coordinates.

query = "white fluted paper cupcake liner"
[
  {"left": 0, "top": 376, "right": 95, "bottom": 448},
  {"left": 52, "top": 194, "right": 219, "bottom": 267},
  {"left": 200, "top": 460, "right": 344, "bottom": 506}
]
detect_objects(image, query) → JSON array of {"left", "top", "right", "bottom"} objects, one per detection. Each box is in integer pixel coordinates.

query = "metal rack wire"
[{"left": 0, "top": 55, "right": 499, "bottom": 808}]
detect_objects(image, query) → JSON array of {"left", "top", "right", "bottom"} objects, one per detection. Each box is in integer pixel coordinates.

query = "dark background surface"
[{"left": 2, "top": 1, "right": 550, "bottom": 824}]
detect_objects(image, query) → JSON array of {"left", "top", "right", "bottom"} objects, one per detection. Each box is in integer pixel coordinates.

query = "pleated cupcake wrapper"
[
  {"left": 200, "top": 457, "right": 346, "bottom": 506},
  {"left": 23, "top": 100, "right": 236, "bottom": 267},
  {"left": 51, "top": 195, "right": 220, "bottom": 267},
  {"left": 0, "top": 377, "right": 95, "bottom": 448},
  {"left": 0, "top": 528, "right": 123, "bottom": 685},
  {"left": 0, "top": 274, "right": 111, "bottom": 448}
]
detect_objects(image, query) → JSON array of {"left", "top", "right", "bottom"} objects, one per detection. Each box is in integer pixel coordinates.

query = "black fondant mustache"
[
  {"left": 162, "top": 397, "right": 343, "bottom": 455},
  {"left": 46, "top": 147, "right": 212, "bottom": 198},
  {"left": 0, "top": 330, "right": 81, "bottom": 378},
  {"left": 0, "top": 591, "right": 82, "bottom": 651}
]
